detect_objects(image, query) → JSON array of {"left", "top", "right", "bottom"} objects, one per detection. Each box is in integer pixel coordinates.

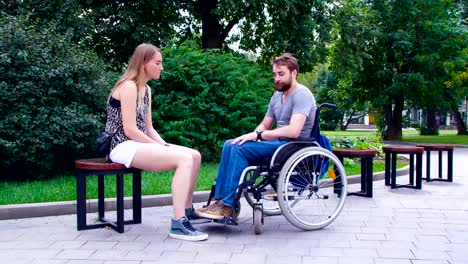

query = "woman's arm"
[
  {"left": 119, "top": 81, "right": 156, "bottom": 143},
  {"left": 144, "top": 87, "right": 166, "bottom": 145}
]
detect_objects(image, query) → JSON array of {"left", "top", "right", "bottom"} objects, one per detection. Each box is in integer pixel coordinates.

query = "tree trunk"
[
  {"left": 384, "top": 96, "right": 404, "bottom": 140},
  {"left": 424, "top": 109, "right": 438, "bottom": 135},
  {"left": 197, "top": 0, "right": 253, "bottom": 49},
  {"left": 197, "top": 0, "right": 222, "bottom": 49},
  {"left": 340, "top": 109, "right": 356, "bottom": 130},
  {"left": 451, "top": 106, "right": 468, "bottom": 135}
]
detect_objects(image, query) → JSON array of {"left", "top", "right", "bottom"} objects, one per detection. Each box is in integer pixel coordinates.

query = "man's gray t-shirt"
[{"left": 266, "top": 84, "right": 316, "bottom": 138}]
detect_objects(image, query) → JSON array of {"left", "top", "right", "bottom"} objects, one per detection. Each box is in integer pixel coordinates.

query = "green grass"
[
  {"left": 324, "top": 129, "right": 467, "bottom": 145},
  {"left": 0, "top": 164, "right": 218, "bottom": 206},
  {"left": 0, "top": 161, "right": 405, "bottom": 205}
]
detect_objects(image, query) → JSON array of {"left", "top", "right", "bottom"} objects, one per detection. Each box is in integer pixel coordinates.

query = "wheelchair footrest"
[{"left": 213, "top": 216, "right": 238, "bottom": 226}]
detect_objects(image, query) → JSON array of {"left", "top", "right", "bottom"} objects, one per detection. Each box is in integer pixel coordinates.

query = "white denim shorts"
[{"left": 109, "top": 140, "right": 146, "bottom": 168}]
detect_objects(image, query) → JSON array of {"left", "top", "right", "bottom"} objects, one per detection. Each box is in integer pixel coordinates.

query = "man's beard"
[{"left": 275, "top": 77, "right": 292, "bottom": 92}]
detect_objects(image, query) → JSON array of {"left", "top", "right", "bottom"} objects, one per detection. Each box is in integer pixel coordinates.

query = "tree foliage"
[
  {"left": 1, "top": 0, "right": 183, "bottom": 70},
  {"left": 331, "top": 0, "right": 468, "bottom": 139},
  {"left": 1, "top": 0, "right": 335, "bottom": 71},
  {"left": 174, "top": 0, "right": 335, "bottom": 71},
  {"left": 0, "top": 14, "right": 115, "bottom": 179}
]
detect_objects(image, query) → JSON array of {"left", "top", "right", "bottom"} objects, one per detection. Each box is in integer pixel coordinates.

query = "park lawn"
[
  {"left": 323, "top": 129, "right": 467, "bottom": 145},
  {"left": 0, "top": 160, "right": 402, "bottom": 205}
]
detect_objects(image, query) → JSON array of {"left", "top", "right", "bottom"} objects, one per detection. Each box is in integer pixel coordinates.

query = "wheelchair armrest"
[
  {"left": 270, "top": 139, "right": 320, "bottom": 168},
  {"left": 279, "top": 137, "right": 317, "bottom": 142}
]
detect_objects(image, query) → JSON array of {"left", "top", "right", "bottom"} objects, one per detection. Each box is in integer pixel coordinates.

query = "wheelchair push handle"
[
  {"left": 318, "top": 103, "right": 337, "bottom": 111},
  {"left": 310, "top": 103, "right": 336, "bottom": 139}
]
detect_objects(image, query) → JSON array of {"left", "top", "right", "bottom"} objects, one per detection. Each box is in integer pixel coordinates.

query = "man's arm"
[
  {"left": 232, "top": 113, "right": 306, "bottom": 145},
  {"left": 255, "top": 115, "right": 275, "bottom": 131},
  {"left": 261, "top": 113, "right": 306, "bottom": 140},
  {"left": 231, "top": 115, "right": 274, "bottom": 145}
]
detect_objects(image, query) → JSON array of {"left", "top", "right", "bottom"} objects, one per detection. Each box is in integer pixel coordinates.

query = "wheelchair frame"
[{"left": 202, "top": 103, "right": 348, "bottom": 234}]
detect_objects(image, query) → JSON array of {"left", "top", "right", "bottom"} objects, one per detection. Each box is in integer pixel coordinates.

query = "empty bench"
[
  {"left": 416, "top": 144, "right": 454, "bottom": 182},
  {"left": 333, "top": 149, "right": 377, "bottom": 198},
  {"left": 75, "top": 158, "right": 142, "bottom": 233},
  {"left": 382, "top": 145, "right": 424, "bottom": 189}
]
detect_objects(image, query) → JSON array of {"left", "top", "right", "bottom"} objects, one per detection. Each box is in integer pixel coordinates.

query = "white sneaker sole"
[{"left": 169, "top": 233, "right": 208, "bottom": 241}]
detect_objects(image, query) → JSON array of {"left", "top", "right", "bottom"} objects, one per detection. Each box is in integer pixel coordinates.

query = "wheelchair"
[{"left": 202, "top": 103, "right": 348, "bottom": 234}]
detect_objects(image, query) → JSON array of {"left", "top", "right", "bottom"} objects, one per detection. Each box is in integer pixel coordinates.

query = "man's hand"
[{"left": 231, "top": 132, "right": 257, "bottom": 145}]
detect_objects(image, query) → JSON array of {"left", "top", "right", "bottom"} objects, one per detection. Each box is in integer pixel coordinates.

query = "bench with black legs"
[
  {"left": 416, "top": 144, "right": 454, "bottom": 182},
  {"left": 75, "top": 158, "right": 142, "bottom": 233},
  {"left": 333, "top": 149, "right": 377, "bottom": 198},
  {"left": 382, "top": 146, "right": 424, "bottom": 189}
]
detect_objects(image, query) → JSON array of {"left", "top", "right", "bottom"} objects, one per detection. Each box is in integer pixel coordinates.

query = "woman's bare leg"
[
  {"left": 130, "top": 144, "right": 193, "bottom": 219},
  {"left": 167, "top": 144, "right": 201, "bottom": 208}
]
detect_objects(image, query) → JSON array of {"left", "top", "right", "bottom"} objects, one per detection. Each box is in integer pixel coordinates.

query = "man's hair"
[{"left": 272, "top": 53, "right": 299, "bottom": 74}]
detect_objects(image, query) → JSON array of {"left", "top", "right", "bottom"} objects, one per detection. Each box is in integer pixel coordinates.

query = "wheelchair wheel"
[
  {"left": 243, "top": 169, "right": 281, "bottom": 216},
  {"left": 253, "top": 204, "right": 263, "bottom": 234},
  {"left": 277, "top": 147, "right": 347, "bottom": 230},
  {"left": 232, "top": 199, "right": 241, "bottom": 219}
]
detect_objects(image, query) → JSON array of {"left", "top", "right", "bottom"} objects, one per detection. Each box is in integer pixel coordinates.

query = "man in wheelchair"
[{"left": 196, "top": 53, "right": 317, "bottom": 220}]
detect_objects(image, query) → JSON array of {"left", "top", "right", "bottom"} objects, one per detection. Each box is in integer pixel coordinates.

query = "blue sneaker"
[
  {"left": 169, "top": 216, "right": 208, "bottom": 241},
  {"left": 185, "top": 207, "right": 211, "bottom": 224}
]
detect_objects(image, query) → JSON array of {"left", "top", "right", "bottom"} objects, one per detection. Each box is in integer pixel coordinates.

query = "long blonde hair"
[{"left": 111, "top": 43, "right": 160, "bottom": 106}]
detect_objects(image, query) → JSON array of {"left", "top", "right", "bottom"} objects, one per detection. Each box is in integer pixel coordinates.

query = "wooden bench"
[
  {"left": 382, "top": 146, "right": 424, "bottom": 189},
  {"left": 75, "top": 158, "right": 142, "bottom": 233},
  {"left": 416, "top": 144, "right": 454, "bottom": 182},
  {"left": 333, "top": 149, "right": 377, "bottom": 198}
]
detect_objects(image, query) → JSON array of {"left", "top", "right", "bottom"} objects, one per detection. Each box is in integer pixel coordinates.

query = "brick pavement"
[{"left": 0, "top": 148, "right": 467, "bottom": 264}]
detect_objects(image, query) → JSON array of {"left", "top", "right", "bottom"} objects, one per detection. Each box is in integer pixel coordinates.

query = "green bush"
[
  {"left": 0, "top": 15, "right": 115, "bottom": 179},
  {"left": 419, "top": 125, "right": 439, "bottom": 136},
  {"left": 152, "top": 42, "right": 272, "bottom": 161},
  {"left": 330, "top": 137, "right": 384, "bottom": 156}
]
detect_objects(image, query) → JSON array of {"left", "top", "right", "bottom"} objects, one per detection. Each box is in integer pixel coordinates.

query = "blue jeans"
[{"left": 214, "top": 139, "right": 286, "bottom": 207}]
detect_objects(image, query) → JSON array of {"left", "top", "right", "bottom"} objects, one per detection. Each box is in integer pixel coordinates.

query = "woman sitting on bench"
[{"left": 105, "top": 43, "right": 208, "bottom": 242}]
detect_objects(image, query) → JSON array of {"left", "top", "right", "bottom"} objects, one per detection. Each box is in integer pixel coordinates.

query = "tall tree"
[
  {"left": 1, "top": 0, "right": 335, "bottom": 71},
  {"left": 331, "top": 0, "right": 467, "bottom": 139},
  {"left": 1, "top": 0, "right": 187, "bottom": 69}
]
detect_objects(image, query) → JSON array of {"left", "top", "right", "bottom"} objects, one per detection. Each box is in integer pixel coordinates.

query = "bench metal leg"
[
  {"left": 391, "top": 153, "right": 397, "bottom": 189},
  {"left": 76, "top": 173, "right": 87, "bottom": 231},
  {"left": 334, "top": 156, "right": 344, "bottom": 195},
  {"left": 409, "top": 154, "right": 415, "bottom": 185},
  {"left": 416, "top": 153, "right": 422, "bottom": 189},
  {"left": 360, "top": 158, "right": 366, "bottom": 194},
  {"left": 98, "top": 174, "right": 105, "bottom": 220},
  {"left": 386, "top": 152, "right": 422, "bottom": 189},
  {"left": 424, "top": 150, "right": 432, "bottom": 181},
  {"left": 448, "top": 150, "right": 453, "bottom": 182},
  {"left": 76, "top": 168, "right": 142, "bottom": 233},
  {"left": 115, "top": 172, "right": 124, "bottom": 233},
  {"left": 133, "top": 170, "right": 142, "bottom": 223},
  {"left": 385, "top": 153, "right": 390, "bottom": 186},
  {"left": 365, "top": 156, "right": 373, "bottom": 197},
  {"left": 423, "top": 149, "right": 453, "bottom": 183}
]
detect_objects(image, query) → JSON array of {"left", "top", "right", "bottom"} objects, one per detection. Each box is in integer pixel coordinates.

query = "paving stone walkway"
[{"left": 0, "top": 148, "right": 467, "bottom": 264}]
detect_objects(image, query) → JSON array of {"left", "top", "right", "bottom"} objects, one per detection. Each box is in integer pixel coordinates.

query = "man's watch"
[{"left": 256, "top": 129, "right": 264, "bottom": 141}]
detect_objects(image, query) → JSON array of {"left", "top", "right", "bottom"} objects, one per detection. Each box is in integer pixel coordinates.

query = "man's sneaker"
[
  {"left": 185, "top": 207, "right": 211, "bottom": 224},
  {"left": 169, "top": 216, "right": 208, "bottom": 241},
  {"left": 196, "top": 201, "right": 233, "bottom": 220}
]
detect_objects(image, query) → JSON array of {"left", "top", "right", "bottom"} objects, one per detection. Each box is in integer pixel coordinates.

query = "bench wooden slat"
[{"left": 75, "top": 158, "right": 127, "bottom": 170}]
